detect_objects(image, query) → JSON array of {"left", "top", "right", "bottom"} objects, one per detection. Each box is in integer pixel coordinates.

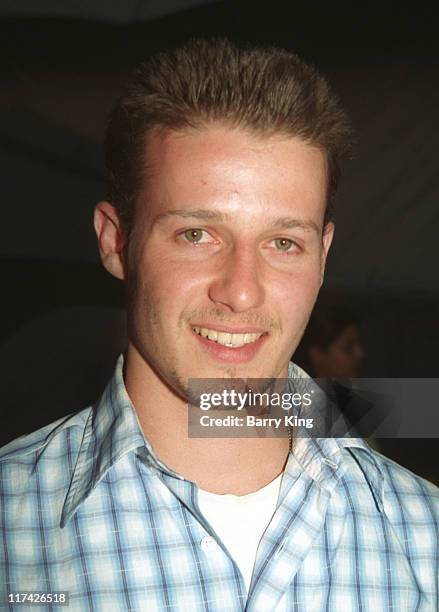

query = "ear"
[
  {"left": 319, "top": 221, "right": 335, "bottom": 286},
  {"left": 93, "top": 201, "right": 126, "bottom": 280}
]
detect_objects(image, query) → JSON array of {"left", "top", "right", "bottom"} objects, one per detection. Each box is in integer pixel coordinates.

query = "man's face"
[{"left": 122, "top": 125, "right": 333, "bottom": 398}]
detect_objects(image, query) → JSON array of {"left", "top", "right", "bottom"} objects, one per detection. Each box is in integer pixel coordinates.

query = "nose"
[{"left": 208, "top": 245, "right": 265, "bottom": 313}]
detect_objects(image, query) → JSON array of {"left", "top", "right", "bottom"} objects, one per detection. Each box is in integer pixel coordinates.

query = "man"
[{"left": 1, "top": 38, "right": 437, "bottom": 611}]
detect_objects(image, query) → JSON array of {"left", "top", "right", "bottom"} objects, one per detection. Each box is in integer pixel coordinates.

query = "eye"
[
  {"left": 182, "top": 228, "right": 209, "bottom": 244},
  {"left": 273, "top": 237, "right": 295, "bottom": 252}
]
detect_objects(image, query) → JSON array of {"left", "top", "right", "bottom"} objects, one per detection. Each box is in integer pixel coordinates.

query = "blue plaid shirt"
[{"left": 1, "top": 355, "right": 438, "bottom": 611}]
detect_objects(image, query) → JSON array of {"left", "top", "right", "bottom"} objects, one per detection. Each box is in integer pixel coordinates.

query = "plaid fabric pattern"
[{"left": 1, "top": 355, "right": 438, "bottom": 611}]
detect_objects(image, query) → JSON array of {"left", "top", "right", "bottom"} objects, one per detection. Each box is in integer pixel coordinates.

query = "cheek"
[
  {"left": 273, "top": 267, "right": 322, "bottom": 313},
  {"left": 134, "top": 252, "right": 210, "bottom": 325}
]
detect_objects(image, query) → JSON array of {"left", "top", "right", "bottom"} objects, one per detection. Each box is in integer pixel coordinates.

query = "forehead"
[{"left": 140, "top": 124, "right": 328, "bottom": 226}]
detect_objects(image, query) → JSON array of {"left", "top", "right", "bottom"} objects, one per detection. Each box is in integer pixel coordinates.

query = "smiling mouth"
[{"left": 192, "top": 326, "right": 265, "bottom": 348}]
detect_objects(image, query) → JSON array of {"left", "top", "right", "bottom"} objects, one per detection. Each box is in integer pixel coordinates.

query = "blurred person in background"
[
  {"left": 295, "top": 303, "right": 364, "bottom": 378},
  {"left": 294, "top": 304, "right": 388, "bottom": 448}
]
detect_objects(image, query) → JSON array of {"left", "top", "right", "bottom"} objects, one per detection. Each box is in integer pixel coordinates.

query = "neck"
[{"left": 124, "top": 345, "right": 290, "bottom": 495}]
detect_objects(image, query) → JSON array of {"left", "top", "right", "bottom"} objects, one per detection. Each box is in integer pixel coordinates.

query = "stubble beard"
[{"left": 127, "top": 278, "right": 293, "bottom": 403}]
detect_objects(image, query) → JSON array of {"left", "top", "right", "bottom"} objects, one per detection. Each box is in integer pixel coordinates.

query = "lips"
[{"left": 192, "top": 326, "right": 264, "bottom": 348}]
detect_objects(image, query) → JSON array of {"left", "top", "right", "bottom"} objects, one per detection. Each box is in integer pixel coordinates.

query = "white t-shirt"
[{"left": 197, "top": 473, "right": 283, "bottom": 594}]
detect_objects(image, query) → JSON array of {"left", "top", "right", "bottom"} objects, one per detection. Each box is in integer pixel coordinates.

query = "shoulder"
[
  {"left": 377, "top": 449, "right": 439, "bottom": 517},
  {"left": 349, "top": 444, "right": 439, "bottom": 520},
  {"left": 375, "top": 447, "right": 438, "bottom": 498},
  {"left": 0, "top": 408, "right": 91, "bottom": 488}
]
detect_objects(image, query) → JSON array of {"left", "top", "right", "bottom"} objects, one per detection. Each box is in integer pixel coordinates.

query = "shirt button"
[{"left": 200, "top": 536, "right": 217, "bottom": 552}]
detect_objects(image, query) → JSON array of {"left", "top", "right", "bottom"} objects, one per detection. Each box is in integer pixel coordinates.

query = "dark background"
[{"left": 0, "top": 1, "right": 438, "bottom": 481}]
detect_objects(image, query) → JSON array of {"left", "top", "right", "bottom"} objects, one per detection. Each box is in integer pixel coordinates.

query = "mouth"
[{"left": 192, "top": 325, "right": 265, "bottom": 348}]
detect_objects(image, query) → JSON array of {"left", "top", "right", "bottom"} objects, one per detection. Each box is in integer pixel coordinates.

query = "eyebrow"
[
  {"left": 152, "top": 209, "right": 231, "bottom": 225},
  {"left": 152, "top": 208, "right": 321, "bottom": 234},
  {"left": 270, "top": 216, "right": 321, "bottom": 234}
]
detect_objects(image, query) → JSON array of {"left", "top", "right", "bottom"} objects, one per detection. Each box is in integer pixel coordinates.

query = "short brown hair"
[{"left": 105, "top": 37, "right": 352, "bottom": 236}]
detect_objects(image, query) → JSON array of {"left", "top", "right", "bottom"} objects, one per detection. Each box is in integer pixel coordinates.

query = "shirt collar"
[
  {"left": 62, "top": 354, "right": 164, "bottom": 526},
  {"left": 287, "top": 361, "right": 385, "bottom": 509},
  {"left": 61, "top": 356, "right": 384, "bottom": 526}
]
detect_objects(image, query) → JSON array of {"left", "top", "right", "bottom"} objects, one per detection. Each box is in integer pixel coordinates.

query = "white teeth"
[
  {"left": 231, "top": 333, "right": 245, "bottom": 347},
  {"left": 192, "top": 326, "right": 263, "bottom": 347},
  {"left": 217, "top": 332, "right": 232, "bottom": 345}
]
